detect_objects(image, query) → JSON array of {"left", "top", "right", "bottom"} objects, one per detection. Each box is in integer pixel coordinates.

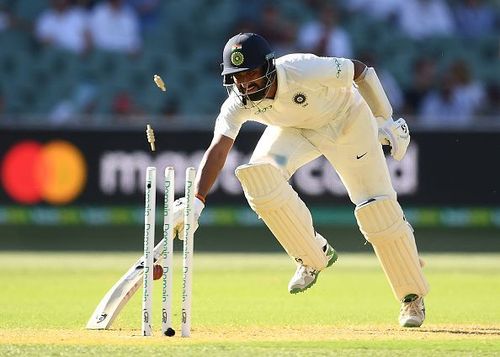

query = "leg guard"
[
  {"left": 354, "top": 197, "right": 429, "bottom": 301},
  {"left": 235, "top": 162, "right": 328, "bottom": 270}
]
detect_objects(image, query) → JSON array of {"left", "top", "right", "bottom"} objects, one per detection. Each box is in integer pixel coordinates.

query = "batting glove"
[
  {"left": 172, "top": 196, "right": 205, "bottom": 240},
  {"left": 378, "top": 117, "right": 410, "bottom": 161}
]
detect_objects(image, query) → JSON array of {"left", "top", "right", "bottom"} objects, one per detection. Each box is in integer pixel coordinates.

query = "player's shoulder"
[
  {"left": 276, "top": 53, "right": 341, "bottom": 76},
  {"left": 276, "top": 53, "right": 352, "bottom": 82},
  {"left": 276, "top": 53, "right": 351, "bottom": 69},
  {"left": 276, "top": 53, "right": 335, "bottom": 83},
  {"left": 220, "top": 92, "right": 245, "bottom": 115},
  {"left": 276, "top": 53, "right": 319, "bottom": 68}
]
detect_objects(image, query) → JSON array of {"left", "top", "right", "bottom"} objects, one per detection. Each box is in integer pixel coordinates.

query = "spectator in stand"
[
  {"left": 397, "top": 0, "right": 455, "bottom": 40},
  {"left": 112, "top": 91, "right": 142, "bottom": 117},
  {"left": 454, "top": 0, "right": 497, "bottom": 38},
  {"left": 49, "top": 81, "right": 98, "bottom": 123},
  {"left": 35, "top": 0, "right": 90, "bottom": 54},
  {"left": 255, "top": 4, "right": 296, "bottom": 57},
  {"left": 89, "top": 0, "right": 141, "bottom": 54},
  {"left": 404, "top": 56, "right": 438, "bottom": 116},
  {"left": 297, "top": 4, "right": 352, "bottom": 58},
  {"left": 419, "top": 74, "right": 470, "bottom": 127},
  {"left": 419, "top": 60, "right": 484, "bottom": 127},
  {"left": 449, "top": 59, "right": 485, "bottom": 115},
  {"left": 126, "top": 0, "right": 161, "bottom": 33}
]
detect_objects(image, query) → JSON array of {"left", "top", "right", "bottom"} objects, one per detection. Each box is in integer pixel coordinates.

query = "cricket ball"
[
  {"left": 153, "top": 264, "right": 163, "bottom": 280},
  {"left": 164, "top": 327, "right": 175, "bottom": 337}
]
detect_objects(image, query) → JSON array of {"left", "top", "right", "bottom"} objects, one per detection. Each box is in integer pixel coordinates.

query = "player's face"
[{"left": 232, "top": 67, "right": 266, "bottom": 96}]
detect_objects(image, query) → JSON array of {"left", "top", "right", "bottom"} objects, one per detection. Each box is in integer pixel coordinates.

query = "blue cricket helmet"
[{"left": 221, "top": 33, "right": 275, "bottom": 85}]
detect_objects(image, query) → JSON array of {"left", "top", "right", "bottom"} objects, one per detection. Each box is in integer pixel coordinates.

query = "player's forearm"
[
  {"left": 352, "top": 59, "right": 368, "bottom": 81},
  {"left": 195, "top": 136, "right": 234, "bottom": 201},
  {"left": 353, "top": 62, "right": 393, "bottom": 121},
  {"left": 195, "top": 156, "right": 224, "bottom": 200}
]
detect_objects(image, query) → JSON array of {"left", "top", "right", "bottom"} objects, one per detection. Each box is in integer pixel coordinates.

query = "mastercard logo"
[{"left": 1, "top": 140, "right": 87, "bottom": 205}]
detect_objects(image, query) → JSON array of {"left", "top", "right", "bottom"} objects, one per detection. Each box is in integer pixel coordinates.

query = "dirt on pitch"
[{"left": 1, "top": 325, "right": 499, "bottom": 346}]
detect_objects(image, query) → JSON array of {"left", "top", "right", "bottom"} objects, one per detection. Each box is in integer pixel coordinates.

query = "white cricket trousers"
[{"left": 249, "top": 96, "right": 396, "bottom": 205}]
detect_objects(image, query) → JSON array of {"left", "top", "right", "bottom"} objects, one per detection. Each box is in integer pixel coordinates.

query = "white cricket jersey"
[{"left": 214, "top": 53, "right": 357, "bottom": 140}]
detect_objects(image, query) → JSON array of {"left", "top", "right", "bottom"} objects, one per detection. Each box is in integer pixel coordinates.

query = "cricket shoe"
[
  {"left": 399, "top": 294, "right": 425, "bottom": 327},
  {"left": 288, "top": 242, "right": 338, "bottom": 294}
]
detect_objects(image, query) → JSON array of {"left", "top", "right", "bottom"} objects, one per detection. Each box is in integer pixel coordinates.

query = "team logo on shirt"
[{"left": 292, "top": 92, "right": 308, "bottom": 107}]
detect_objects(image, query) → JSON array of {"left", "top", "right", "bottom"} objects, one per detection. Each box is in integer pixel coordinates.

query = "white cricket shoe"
[
  {"left": 288, "top": 243, "right": 337, "bottom": 294},
  {"left": 399, "top": 294, "right": 425, "bottom": 327}
]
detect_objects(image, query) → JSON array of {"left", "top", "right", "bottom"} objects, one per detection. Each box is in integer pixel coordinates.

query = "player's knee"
[
  {"left": 354, "top": 196, "right": 409, "bottom": 244},
  {"left": 248, "top": 155, "right": 292, "bottom": 180},
  {"left": 235, "top": 162, "right": 290, "bottom": 211}
]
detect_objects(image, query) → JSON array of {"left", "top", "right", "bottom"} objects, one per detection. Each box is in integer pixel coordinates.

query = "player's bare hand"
[{"left": 378, "top": 118, "right": 410, "bottom": 161}]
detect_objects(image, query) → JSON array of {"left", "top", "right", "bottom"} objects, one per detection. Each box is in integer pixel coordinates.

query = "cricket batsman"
[{"left": 172, "top": 33, "right": 429, "bottom": 327}]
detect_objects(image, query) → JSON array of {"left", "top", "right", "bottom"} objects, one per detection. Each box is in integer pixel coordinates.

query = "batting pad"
[
  {"left": 235, "top": 163, "right": 328, "bottom": 270},
  {"left": 354, "top": 197, "right": 429, "bottom": 300}
]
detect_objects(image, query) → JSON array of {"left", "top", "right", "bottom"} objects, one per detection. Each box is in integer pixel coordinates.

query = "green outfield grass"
[{"left": 0, "top": 252, "right": 499, "bottom": 356}]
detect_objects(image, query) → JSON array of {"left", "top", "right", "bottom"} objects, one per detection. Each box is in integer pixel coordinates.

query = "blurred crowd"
[
  {"left": 1, "top": 0, "right": 158, "bottom": 53},
  {"left": 0, "top": 0, "right": 499, "bottom": 128},
  {"left": 0, "top": 0, "right": 162, "bottom": 123},
  {"left": 235, "top": 0, "right": 500, "bottom": 128}
]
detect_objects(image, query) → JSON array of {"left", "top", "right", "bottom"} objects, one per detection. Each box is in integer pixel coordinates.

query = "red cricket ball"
[{"left": 153, "top": 264, "right": 163, "bottom": 280}]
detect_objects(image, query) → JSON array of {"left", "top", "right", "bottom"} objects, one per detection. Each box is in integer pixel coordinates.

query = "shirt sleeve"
[
  {"left": 213, "top": 98, "right": 246, "bottom": 140},
  {"left": 300, "top": 55, "right": 354, "bottom": 88}
]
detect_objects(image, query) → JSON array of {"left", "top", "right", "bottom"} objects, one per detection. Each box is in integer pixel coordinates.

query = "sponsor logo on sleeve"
[{"left": 334, "top": 58, "right": 342, "bottom": 78}]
